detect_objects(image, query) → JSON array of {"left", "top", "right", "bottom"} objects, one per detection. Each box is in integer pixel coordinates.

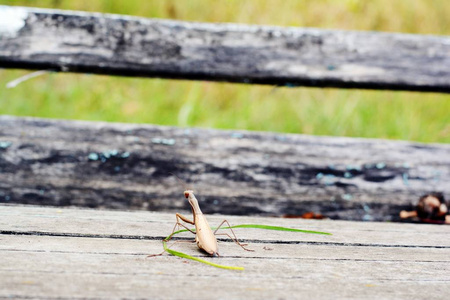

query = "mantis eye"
[{"left": 184, "top": 192, "right": 190, "bottom": 198}]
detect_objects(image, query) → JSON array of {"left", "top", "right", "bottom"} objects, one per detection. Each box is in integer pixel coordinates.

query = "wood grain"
[
  {"left": 1, "top": 5, "right": 450, "bottom": 92},
  {"left": 0, "top": 116, "right": 449, "bottom": 221},
  {"left": 1, "top": 205, "right": 449, "bottom": 300}
]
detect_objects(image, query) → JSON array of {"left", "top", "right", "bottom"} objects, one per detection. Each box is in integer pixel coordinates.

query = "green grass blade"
[
  {"left": 164, "top": 229, "right": 190, "bottom": 240},
  {"left": 162, "top": 240, "right": 244, "bottom": 271},
  {"left": 160, "top": 223, "right": 331, "bottom": 270},
  {"left": 226, "top": 224, "right": 332, "bottom": 235}
]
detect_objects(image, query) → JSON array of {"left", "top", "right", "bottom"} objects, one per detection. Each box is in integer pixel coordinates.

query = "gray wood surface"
[
  {"left": 1, "top": 204, "right": 449, "bottom": 300},
  {"left": 1, "top": 116, "right": 449, "bottom": 222},
  {"left": 1, "top": 5, "right": 450, "bottom": 92}
]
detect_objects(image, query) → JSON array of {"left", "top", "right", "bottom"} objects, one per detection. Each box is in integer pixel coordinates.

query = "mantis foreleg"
[
  {"left": 148, "top": 213, "right": 197, "bottom": 257},
  {"left": 164, "top": 213, "right": 196, "bottom": 241}
]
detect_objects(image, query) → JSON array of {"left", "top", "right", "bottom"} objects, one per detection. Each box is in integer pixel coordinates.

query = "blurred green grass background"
[{"left": 0, "top": 0, "right": 449, "bottom": 143}]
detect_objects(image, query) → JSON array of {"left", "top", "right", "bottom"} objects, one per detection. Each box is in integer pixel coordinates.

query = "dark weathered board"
[
  {"left": 0, "top": 116, "right": 448, "bottom": 221},
  {"left": 1, "top": 5, "right": 450, "bottom": 92},
  {"left": 1, "top": 205, "right": 449, "bottom": 300}
]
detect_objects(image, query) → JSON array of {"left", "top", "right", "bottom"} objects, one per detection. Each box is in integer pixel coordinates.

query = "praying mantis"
[{"left": 149, "top": 189, "right": 254, "bottom": 257}]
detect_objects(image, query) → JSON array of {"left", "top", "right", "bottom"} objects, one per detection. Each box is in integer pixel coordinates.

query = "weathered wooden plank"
[
  {"left": 1, "top": 205, "right": 449, "bottom": 247},
  {"left": 0, "top": 116, "right": 449, "bottom": 221},
  {"left": 1, "top": 250, "right": 448, "bottom": 300},
  {"left": 1, "top": 205, "right": 449, "bottom": 300},
  {"left": 1, "top": 5, "right": 450, "bottom": 92},
  {"left": 3, "top": 235, "right": 448, "bottom": 262}
]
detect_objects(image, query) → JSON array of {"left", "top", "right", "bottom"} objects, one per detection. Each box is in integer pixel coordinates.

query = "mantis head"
[
  {"left": 184, "top": 189, "right": 196, "bottom": 205},
  {"left": 184, "top": 190, "right": 201, "bottom": 212}
]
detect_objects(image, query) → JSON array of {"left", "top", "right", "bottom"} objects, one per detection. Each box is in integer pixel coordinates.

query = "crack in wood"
[
  {"left": 2, "top": 230, "right": 448, "bottom": 249},
  {"left": 1, "top": 251, "right": 449, "bottom": 264}
]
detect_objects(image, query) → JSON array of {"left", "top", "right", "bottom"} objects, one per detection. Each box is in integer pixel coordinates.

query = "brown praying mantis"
[{"left": 149, "top": 189, "right": 254, "bottom": 257}]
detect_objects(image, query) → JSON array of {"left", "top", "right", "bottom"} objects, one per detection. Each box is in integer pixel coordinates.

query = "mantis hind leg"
[{"left": 214, "top": 220, "right": 254, "bottom": 252}]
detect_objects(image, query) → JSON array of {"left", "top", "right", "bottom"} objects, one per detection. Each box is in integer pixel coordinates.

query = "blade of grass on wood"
[{"left": 160, "top": 223, "right": 331, "bottom": 270}]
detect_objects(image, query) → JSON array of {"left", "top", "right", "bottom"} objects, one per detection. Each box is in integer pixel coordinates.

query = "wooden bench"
[
  {"left": 0, "top": 5, "right": 449, "bottom": 299},
  {"left": 1, "top": 205, "right": 449, "bottom": 299},
  {"left": 1, "top": 115, "right": 449, "bottom": 222},
  {"left": 1, "top": 5, "right": 449, "bottom": 92}
]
